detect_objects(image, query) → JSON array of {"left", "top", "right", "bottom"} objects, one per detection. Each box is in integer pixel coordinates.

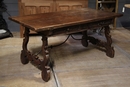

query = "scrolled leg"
[
  {"left": 81, "top": 26, "right": 115, "bottom": 58},
  {"left": 104, "top": 26, "right": 115, "bottom": 58},
  {"left": 20, "top": 27, "right": 30, "bottom": 64}
]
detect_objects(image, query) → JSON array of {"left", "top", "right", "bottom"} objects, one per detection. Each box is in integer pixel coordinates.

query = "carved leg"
[
  {"left": 20, "top": 27, "right": 30, "bottom": 64},
  {"left": 81, "top": 31, "right": 88, "bottom": 47},
  {"left": 41, "top": 36, "right": 50, "bottom": 82},
  {"left": 104, "top": 26, "right": 115, "bottom": 58},
  {"left": 81, "top": 26, "right": 114, "bottom": 58}
]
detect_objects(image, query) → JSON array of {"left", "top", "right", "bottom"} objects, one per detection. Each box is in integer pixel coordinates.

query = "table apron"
[{"left": 38, "top": 19, "right": 113, "bottom": 36}]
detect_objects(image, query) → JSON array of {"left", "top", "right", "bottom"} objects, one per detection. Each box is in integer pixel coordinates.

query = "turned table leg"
[
  {"left": 41, "top": 36, "right": 50, "bottom": 82},
  {"left": 20, "top": 27, "right": 30, "bottom": 64}
]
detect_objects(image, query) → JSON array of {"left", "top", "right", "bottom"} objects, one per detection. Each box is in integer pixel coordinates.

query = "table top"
[
  {"left": 124, "top": 4, "right": 130, "bottom": 8},
  {"left": 9, "top": 8, "right": 122, "bottom": 32}
]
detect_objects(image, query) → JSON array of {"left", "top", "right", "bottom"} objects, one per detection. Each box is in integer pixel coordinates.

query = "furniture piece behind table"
[
  {"left": 19, "top": 0, "right": 88, "bottom": 37},
  {"left": 125, "top": 4, "right": 130, "bottom": 8},
  {"left": 124, "top": 4, "right": 130, "bottom": 29},
  {"left": 96, "top": 0, "right": 118, "bottom": 28},
  {"left": 9, "top": 8, "right": 123, "bottom": 82}
]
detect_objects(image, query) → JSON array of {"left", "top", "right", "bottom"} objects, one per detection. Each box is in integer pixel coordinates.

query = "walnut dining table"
[{"left": 9, "top": 8, "right": 122, "bottom": 82}]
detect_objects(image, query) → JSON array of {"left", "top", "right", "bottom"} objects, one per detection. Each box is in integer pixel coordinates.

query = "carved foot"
[
  {"left": 41, "top": 66, "right": 50, "bottom": 82},
  {"left": 41, "top": 54, "right": 51, "bottom": 82},
  {"left": 87, "top": 36, "right": 115, "bottom": 58},
  {"left": 81, "top": 38, "right": 88, "bottom": 47},
  {"left": 20, "top": 50, "right": 29, "bottom": 64},
  {"left": 81, "top": 31, "right": 88, "bottom": 47},
  {"left": 106, "top": 47, "right": 115, "bottom": 58}
]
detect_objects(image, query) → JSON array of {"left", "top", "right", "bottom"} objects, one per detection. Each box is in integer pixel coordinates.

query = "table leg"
[
  {"left": 20, "top": 27, "right": 29, "bottom": 64},
  {"left": 20, "top": 28, "right": 50, "bottom": 82},
  {"left": 82, "top": 26, "right": 114, "bottom": 58},
  {"left": 41, "top": 36, "right": 50, "bottom": 82},
  {"left": 81, "top": 31, "right": 88, "bottom": 47},
  {"left": 104, "top": 26, "right": 115, "bottom": 58}
]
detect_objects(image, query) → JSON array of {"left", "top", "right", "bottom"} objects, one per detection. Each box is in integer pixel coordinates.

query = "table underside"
[{"left": 20, "top": 18, "right": 115, "bottom": 82}]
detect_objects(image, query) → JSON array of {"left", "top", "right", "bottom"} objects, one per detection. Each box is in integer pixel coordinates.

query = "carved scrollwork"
[
  {"left": 21, "top": 27, "right": 51, "bottom": 82},
  {"left": 82, "top": 25, "right": 114, "bottom": 58},
  {"left": 20, "top": 28, "right": 30, "bottom": 64}
]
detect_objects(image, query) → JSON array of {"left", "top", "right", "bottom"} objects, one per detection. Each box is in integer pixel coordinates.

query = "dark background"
[{"left": 2, "top": 0, "right": 130, "bottom": 32}]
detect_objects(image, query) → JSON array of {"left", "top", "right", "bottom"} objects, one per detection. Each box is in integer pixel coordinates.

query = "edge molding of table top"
[{"left": 9, "top": 8, "right": 123, "bottom": 32}]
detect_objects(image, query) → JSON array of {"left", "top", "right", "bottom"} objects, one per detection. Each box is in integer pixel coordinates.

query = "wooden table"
[{"left": 9, "top": 8, "right": 122, "bottom": 82}]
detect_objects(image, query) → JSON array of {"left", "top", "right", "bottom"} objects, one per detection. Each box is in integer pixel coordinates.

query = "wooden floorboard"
[{"left": 0, "top": 27, "right": 130, "bottom": 87}]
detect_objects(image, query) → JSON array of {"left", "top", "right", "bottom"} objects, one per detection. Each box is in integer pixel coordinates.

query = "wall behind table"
[
  {"left": 116, "top": 0, "right": 126, "bottom": 28},
  {"left": 3, "top": 0, "right": 128, "bottom": 32},
  {"left": 121, "top": 0, "right": 130, "bottom": 29},
  {"left": 3, "top": 0, "right": 19, "bottom": 32}
]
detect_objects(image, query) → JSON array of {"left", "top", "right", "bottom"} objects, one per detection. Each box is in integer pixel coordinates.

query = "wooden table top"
[{"left": 9, "top": 8, "right": 122, "bottom": 32}]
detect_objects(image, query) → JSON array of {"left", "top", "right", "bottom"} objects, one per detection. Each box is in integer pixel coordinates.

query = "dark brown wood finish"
[
  {"left": 9, "top": 8, "right": 123, "bottom": 82},
  {"left": 18, "top": 0, "right": 88, "bottom": 37},
  {"left": 9, "top": 8, "right": 122, "bottom": 32}
]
